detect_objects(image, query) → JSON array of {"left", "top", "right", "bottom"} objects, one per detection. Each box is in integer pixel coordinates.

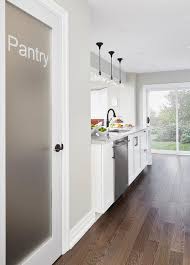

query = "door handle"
[
  {"left": 134, "top": 136, "right": 138, "bottom": 146},
  {"left": 54, "top": 143, "right": 64, "bottom": 152},
  {"left": 112, "top": 147, "right": 115, "bottom": 159}
]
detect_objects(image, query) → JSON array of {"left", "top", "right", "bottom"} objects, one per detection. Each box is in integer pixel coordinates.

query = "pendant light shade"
[
  {"left": 108, "top": 51, "right": 115, "bottom": 80},
  {"left": 96, "top": 42, "right": 103, "bottom": 75},
  {"left": 117, "top": 58, "right": 123, "bottom": 84}
]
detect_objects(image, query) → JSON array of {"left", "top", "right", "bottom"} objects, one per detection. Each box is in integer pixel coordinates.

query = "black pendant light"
[
  {"left": 96, "top": 42, "right": 103, "bottom": 75},
  {"left": 108, "top": 51, "right": 115, "bottom": 80},
  {"left": 117, "top": 58, "right": 123, "bottom": 84}
]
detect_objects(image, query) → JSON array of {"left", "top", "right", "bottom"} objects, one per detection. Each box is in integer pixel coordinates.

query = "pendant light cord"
[
  {"left": 111, "top": 57, "right": 113, "bottom": 79},
  {"left": 119, "top": 63, "right": 121, "bottom": 84},
  {"left": 117, "top": 58, "right": 123, "bottom": 84},
  {"left": 109, "top": 51, "right": 115, "bottom": 80},
  {"left": 99, "top": 49, "right": 101, "bottom": 75}
]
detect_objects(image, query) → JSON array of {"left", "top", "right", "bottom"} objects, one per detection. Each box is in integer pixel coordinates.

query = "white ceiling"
[{"left": 89, "top": 0, "right": 190, "bottom": 73}]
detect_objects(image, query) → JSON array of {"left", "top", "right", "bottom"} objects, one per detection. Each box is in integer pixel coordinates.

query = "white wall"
[
  {"left": 136, "top": 70, "right": 190, "bottom": 126},
  {"left": 55, "top": 0, "right": 91, "bottom": 229}
]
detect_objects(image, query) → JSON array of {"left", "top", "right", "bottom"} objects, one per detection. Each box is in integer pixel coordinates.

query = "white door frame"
[
  {"left": 0, "top": 0, "right": 70, "bottom": 264},
  {"left": 0, "top": 1, "right": 6, "bottom": 264},
  {"left": 143, "top": 82, "right": 190, "bottom": 155}
]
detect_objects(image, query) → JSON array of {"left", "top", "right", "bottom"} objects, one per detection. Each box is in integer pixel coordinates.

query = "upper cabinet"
[
  {"left": 90, "top": 70, "right": 137, "bottom": 126},
  {"left": 119, "top": 73, "right": 136, "bottom": 125},
  {"left": 91, "top": 88, "right": 108, "bottom": 120}
]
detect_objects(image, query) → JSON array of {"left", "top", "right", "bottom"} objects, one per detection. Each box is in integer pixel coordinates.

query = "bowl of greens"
[{"left": 97, "top": 126, "right": 108, "bottom": 136}]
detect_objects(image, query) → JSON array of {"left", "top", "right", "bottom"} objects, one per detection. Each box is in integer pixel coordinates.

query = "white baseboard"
[{"left": 70, "top": 210, "right": 95, "bottom": 249}]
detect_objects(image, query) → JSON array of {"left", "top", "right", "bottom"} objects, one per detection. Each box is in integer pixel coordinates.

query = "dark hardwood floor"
[{"left": 55, "top": 154, "right": 190, "bottom": 265}]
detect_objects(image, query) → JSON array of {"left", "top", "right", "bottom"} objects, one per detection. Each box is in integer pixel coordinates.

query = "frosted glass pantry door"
[{"left": 6, "top": 1, "right": 63, "bottom": 265}]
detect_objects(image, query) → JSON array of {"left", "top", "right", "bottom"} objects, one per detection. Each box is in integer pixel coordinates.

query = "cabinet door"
[
  {"left": 102, "top": 144, "right": 114, "bottom": 212},
  {"left": 128, "top": 135, "right": 135, "bottom": 185},
  {"left": 140, "top": 130, "right": 148, "bottom": 170},
  {"left": 133, "top": 134, "right": 141, "bottom": 177},
  {"left": 91, "top": 145, "right": 103, "bottom": 213}
]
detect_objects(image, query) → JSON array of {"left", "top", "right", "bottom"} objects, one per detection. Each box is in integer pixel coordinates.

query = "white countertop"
[{"left": 91, "top": 127, "right": 147, "bottom": 144}]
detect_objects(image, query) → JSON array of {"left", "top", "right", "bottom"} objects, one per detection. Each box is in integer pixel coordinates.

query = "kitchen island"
[
  {"left": 91, "top": 126, "right": 147, "bottom": 144},
  {"left": 91, "top": 127, "right": 151, "bottom": 215}
]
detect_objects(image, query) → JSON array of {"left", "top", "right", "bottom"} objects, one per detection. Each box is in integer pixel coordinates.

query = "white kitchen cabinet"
[
  {"left": 91, "top": 143, "right": 114, "bottom": 214},
  {"left": 91, "top": 129, "right": 148, "bottom": 213},
  {"left": 133, "top": 133, "right": 141, "bottom": 177},
  {"left": 128, "top": 129, "right": 148, "bottom": 185},
  {"left": 128, "top": 135, "right": 135, "bottom": 185},
  {"left": 139, "top": 130, "right": 148, "bottom": 169}
]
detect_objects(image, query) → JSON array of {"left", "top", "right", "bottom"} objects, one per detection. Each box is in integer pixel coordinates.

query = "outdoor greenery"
[
  {"left": 151, "top": 141, "right": 190, "bottom": 151},
  {"left": 150, "top": 90, "right": 190, "bottom": 151}
]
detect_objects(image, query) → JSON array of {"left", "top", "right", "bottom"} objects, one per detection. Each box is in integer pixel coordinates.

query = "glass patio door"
[
  {"left": 148, "top": 89, "right": 177, "bottom": 153},
  {"left": 148, "top": 88, "right": 190, "bottom": 154}
]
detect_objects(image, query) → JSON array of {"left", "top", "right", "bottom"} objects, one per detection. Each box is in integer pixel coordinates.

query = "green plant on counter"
[{"left": 98, "top": 127, "right": 107, "bottom": 132}]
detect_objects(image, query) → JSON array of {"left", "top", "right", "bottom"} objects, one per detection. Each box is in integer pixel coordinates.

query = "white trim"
[
  {"left": 152, "top": 149, "right": 177, "bottom": 155},
  {"left": 70, "top": 210, "right": 95, "bottom": 249},
  {"left": 37, "top": 0, "right": 71, "bottom": 255},
  {"left": 177, "top": 152, "right": 190, "bottom": 156},
  {"left": 152, "top": 149, "right": 190, "bottom": 156},
  {"left": 61, "top": 8, "right": 70, "bottom": 254},
  {"left": 0, "top": 1, "right": 5, "bottom": 265},
  {"left": 152, "top": 150, "right": 190, "bottom": 156},
  {"left": 143, "top": 82, "right": 190, "bottom": 91}
]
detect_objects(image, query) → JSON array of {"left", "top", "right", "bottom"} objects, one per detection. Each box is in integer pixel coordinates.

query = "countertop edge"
[{"left": 91, "top": 127, "right": 148, "bottom": 145}]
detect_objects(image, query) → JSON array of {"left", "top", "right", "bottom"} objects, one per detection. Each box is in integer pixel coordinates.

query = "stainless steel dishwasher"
[{"left": 113, "top": 137, "right": 128, "bottom": 201}]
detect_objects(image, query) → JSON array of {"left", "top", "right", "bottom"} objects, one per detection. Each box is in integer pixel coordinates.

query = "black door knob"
[
  {"left": 147, "top": 116, "right": 150, "bottom": 124},
  {"left": 54, "top": 144, "right": 64, "bottom": 152}
]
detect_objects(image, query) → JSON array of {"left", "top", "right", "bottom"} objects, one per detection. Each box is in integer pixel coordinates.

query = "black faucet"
[{"left": 106, "top": 108, "right": 116, "bottom": 128}]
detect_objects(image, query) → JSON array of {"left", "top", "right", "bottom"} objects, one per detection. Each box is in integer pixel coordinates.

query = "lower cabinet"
[
  {"left": 91, "top": 129, "right": 148, "bottom": 215},
  {"left": 128, "top": 135, "right": 135, "bottom": 185},
  {"left": 128, "top": 130, "right": 148, "bottom": 185},
  {"left": 140, "top": 130, "right": 148, "bottom": 169},
  {"left": 91, "top": 143, "right": 114, "bottom": 214}
]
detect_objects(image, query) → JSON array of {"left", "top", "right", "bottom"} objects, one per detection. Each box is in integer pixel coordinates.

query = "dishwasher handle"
[
  {"left": 114, "top": 142, "right": 125, "bottom": 148},
  {"left": 114, "top": 139, "right": 128, "bottom": 148}
]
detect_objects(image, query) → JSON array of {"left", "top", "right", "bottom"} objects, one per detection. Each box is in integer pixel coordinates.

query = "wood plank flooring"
[{"left": 55, "top": 154, "right": 190, "bottom": 265}]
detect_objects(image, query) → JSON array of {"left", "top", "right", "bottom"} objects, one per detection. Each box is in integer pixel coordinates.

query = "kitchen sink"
[{"left": 109, "top": 129, "right": 131, "bottom": 133}]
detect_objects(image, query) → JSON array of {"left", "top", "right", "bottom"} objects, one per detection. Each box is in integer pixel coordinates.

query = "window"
[{"left": 147, "top": 86, "right": 190, "bottom": 154}]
